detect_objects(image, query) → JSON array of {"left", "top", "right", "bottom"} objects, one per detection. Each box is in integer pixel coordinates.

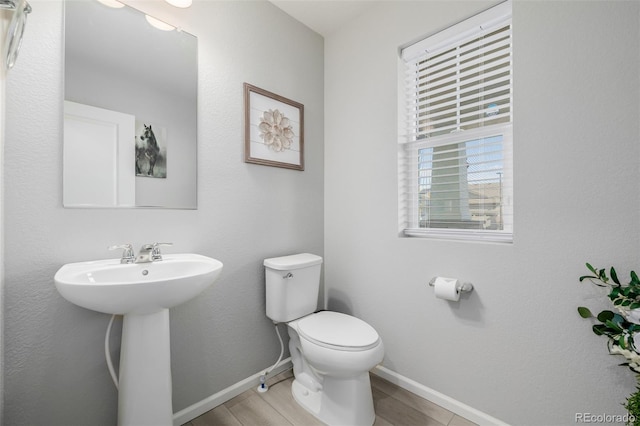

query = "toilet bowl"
[
  {"left": 287, "top": 311, "right": 384, "bottom": 426},
  {"left": 264, "top": 254, "right": 385, "bottom": 426}
]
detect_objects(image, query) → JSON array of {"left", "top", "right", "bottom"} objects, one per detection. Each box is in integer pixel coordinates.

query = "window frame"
[{"left": 398, "top": 1, "right": 513, "bottom": 243}]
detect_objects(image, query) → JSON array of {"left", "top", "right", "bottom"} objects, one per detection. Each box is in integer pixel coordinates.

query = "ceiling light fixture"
[
  {"left": 97, "top": 0, "right": 125, "bottom": 8},
  {"left": 145, "top": 15, "right": 175, "bottom": 31},
  {"left": 164, "top": 0, "right": 192, "bottom": 8}
]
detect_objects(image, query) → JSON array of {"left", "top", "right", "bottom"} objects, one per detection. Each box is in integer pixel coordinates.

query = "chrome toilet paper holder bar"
[{"left": 428, "top": 277, "right": 474, "bottom": 293}]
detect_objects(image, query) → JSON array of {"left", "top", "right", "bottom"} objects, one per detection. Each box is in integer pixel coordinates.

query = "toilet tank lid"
[{"left": 264, "top": 253, "right": 323, "bottom": 270}]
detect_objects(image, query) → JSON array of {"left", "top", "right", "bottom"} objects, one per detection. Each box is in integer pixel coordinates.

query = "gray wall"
[
  {"left": 6, "top": 1, "right": 640, "bottom": 425},
  {"left": 3, "top": 1, "right": 323, "bottom": 424},
  {"left": 325, "top": 1, "right": 640, "bottom": 425},
  {"left": 1, "top": 8, "right": 9, "bottom": 421}
]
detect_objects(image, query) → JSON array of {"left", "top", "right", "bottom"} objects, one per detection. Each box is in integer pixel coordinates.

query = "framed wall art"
[{"left": 244, "top": 83, "right": 304, "bottom": 171}]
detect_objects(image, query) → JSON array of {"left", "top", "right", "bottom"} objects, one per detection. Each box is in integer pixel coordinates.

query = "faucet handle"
[
  {"left": 108, "top": 243, "right": 135, "bottom": 264},
  {"left": 151, "top": 242, "right": 172, "bottom": 261},
  {"left": 154, "top": 242, "right": 173, "bottom": 247}
]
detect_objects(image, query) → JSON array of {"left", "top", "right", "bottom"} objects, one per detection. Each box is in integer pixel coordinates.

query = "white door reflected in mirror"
[{"left": 63, "top": 101, "right": 136, "bottom": 207}]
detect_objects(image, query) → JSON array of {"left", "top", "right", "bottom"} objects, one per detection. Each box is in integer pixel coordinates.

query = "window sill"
[{"left": 402, "top": 228, "right": 513, "bottom": 244}]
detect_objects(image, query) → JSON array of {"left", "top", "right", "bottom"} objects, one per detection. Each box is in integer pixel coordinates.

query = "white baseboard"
[
  {"left": 371, "top": 365, "right": 509, "bottom": 426},
  {"left": 172, "top": 357, "right": 293, "bottom": 426},
  {"left": 173, "top": 360, "right": 506, "bottom": 426}
]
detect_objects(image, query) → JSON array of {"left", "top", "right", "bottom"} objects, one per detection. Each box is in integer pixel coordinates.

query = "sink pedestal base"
[{"left": 118, "top": 309, "right": 173, "bottom": 426}]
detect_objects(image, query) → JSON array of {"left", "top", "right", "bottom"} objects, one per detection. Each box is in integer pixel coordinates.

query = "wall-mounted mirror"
[{"left": 63, "top": 0, "right": 197, "bottom": 208}]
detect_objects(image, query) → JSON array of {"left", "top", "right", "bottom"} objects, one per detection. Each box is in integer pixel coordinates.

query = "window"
[{"left": 399, "top": 1, "right": 513, "bottom": 242}]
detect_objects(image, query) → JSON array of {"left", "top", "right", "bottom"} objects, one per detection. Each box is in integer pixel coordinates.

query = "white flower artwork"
[
  {"left": 244, "top": 83, "right": 304, "bottom": 171},
  {"left": 258, "top": 109, "right": 295, "bottom": 152}
]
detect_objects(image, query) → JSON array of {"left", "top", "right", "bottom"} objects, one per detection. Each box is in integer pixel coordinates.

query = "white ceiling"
[{"left": 269, "top": 0, "right": 376, "bottom": 37}]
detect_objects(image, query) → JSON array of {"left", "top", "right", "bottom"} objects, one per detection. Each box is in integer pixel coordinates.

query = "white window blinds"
[{"left": 399, "top": 1, "right": 513, "bottom": 242}]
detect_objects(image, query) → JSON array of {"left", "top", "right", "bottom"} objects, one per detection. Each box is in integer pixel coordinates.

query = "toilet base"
[
  {"left": 292, "top": 379, "right": 322, "bottom": 417},
  {"left": 291, "top": 372, "right": 376, "bottom": 426}
]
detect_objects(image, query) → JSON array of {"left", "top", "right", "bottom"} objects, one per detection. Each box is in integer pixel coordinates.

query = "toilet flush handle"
[{"left": 283, "top": 272, "right": 293, "bottom": 279}]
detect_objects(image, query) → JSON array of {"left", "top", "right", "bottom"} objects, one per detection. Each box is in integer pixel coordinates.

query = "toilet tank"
[{"left": 264, "top": 253, "right": 323, "bottom": 323}]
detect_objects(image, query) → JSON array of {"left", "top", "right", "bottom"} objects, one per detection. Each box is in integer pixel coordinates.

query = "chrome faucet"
[
  {"left": 136, "top": 242, "right": 173, "bottom": 263},
  {"left": 108, "top": 244, "right": 135, "bottom": 264}
]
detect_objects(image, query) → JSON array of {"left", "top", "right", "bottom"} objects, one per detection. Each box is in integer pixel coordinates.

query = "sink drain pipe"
[
  {"left": 257, "top": 322, "right": 284, "bottom": 393},
  {"left": 106, "top": 316, "right": 285, "bottom": 394},
  {"left": 105, "top": 314, "right": 119, "bottom": 389}
]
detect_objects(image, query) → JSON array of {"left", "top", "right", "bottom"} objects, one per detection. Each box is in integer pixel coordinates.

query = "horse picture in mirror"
[{"left": 135, "top": 122, "right": 167, "bottom": 178}]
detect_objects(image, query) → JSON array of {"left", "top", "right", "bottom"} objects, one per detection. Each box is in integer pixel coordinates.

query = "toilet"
[{"left": 264, "top": 253, "right": 384, "bottom": 426}]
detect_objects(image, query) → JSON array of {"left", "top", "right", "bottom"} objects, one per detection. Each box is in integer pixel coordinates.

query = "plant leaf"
[
  {"left": 611, "top": 267, "right": 621, "bottom": 285},
  {"left": 632, "top": 270, "right": 640, "bottom": 285},
  {"left": 605, "top": 319, "right": 623, "bottom": 333},
  {"left": 597, "top": 310, "right": 614, "bottom": 322},
  {"left": 580, "top": 275, "right": 608, "bottom": 286},
  {"left": 612, "top": 313, "right": 627, "bottom": 323},
  {"left": 619, "top": 335, "right": 627, "bottom": 349},
  {"left": 578, "top": 307, "right": 593, "bottom": 318},
  {"left": 599, "top": 268, "right": 609, "bottom": 282},
  {"left": 587, "top": 263, "right": 598, "bottom": 275}
]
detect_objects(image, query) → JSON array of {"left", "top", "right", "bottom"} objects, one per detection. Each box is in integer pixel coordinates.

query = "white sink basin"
[
  {"left": 54, "top": 252, "right": 223, "bottom": 425},
  {"left": 54, "top": 253, "right": 223, "bottom": 315}
]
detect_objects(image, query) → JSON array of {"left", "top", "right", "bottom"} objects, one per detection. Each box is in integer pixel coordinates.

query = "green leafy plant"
[
  {"left": 580, "top": 263, "right": 640, "bottom": 310},
  {"left": 577, "top": 307, "right": 640, "bottom": 364},
  {"left": 578, "top": 263, "right": 640, "bottom": 423},
  {"left": 624, "top": 387, "right": 640, "bottom": 426}
]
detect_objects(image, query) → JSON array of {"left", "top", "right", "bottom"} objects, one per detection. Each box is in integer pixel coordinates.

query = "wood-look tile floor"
[{"left": 184, "top": 369, "right": 477, "bottom": 426}]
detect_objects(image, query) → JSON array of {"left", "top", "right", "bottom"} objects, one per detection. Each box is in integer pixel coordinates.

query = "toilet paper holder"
[{"left": 428, "top": 277, "right": 474, "bottom": 293}]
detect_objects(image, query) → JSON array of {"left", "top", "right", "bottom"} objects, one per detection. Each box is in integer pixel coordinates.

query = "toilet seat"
[{"left": 296, "top": 311, "right": 380, "bottom": 351}]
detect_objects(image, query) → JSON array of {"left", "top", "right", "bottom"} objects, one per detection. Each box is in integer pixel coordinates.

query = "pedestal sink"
[{"left": 54, "top": 253, "right": 223, "bottom": 426}]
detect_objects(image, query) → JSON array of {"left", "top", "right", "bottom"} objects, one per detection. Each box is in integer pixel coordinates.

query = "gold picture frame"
[{"left": 244, "top": 83, "right": 304, "bottom": 171}]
